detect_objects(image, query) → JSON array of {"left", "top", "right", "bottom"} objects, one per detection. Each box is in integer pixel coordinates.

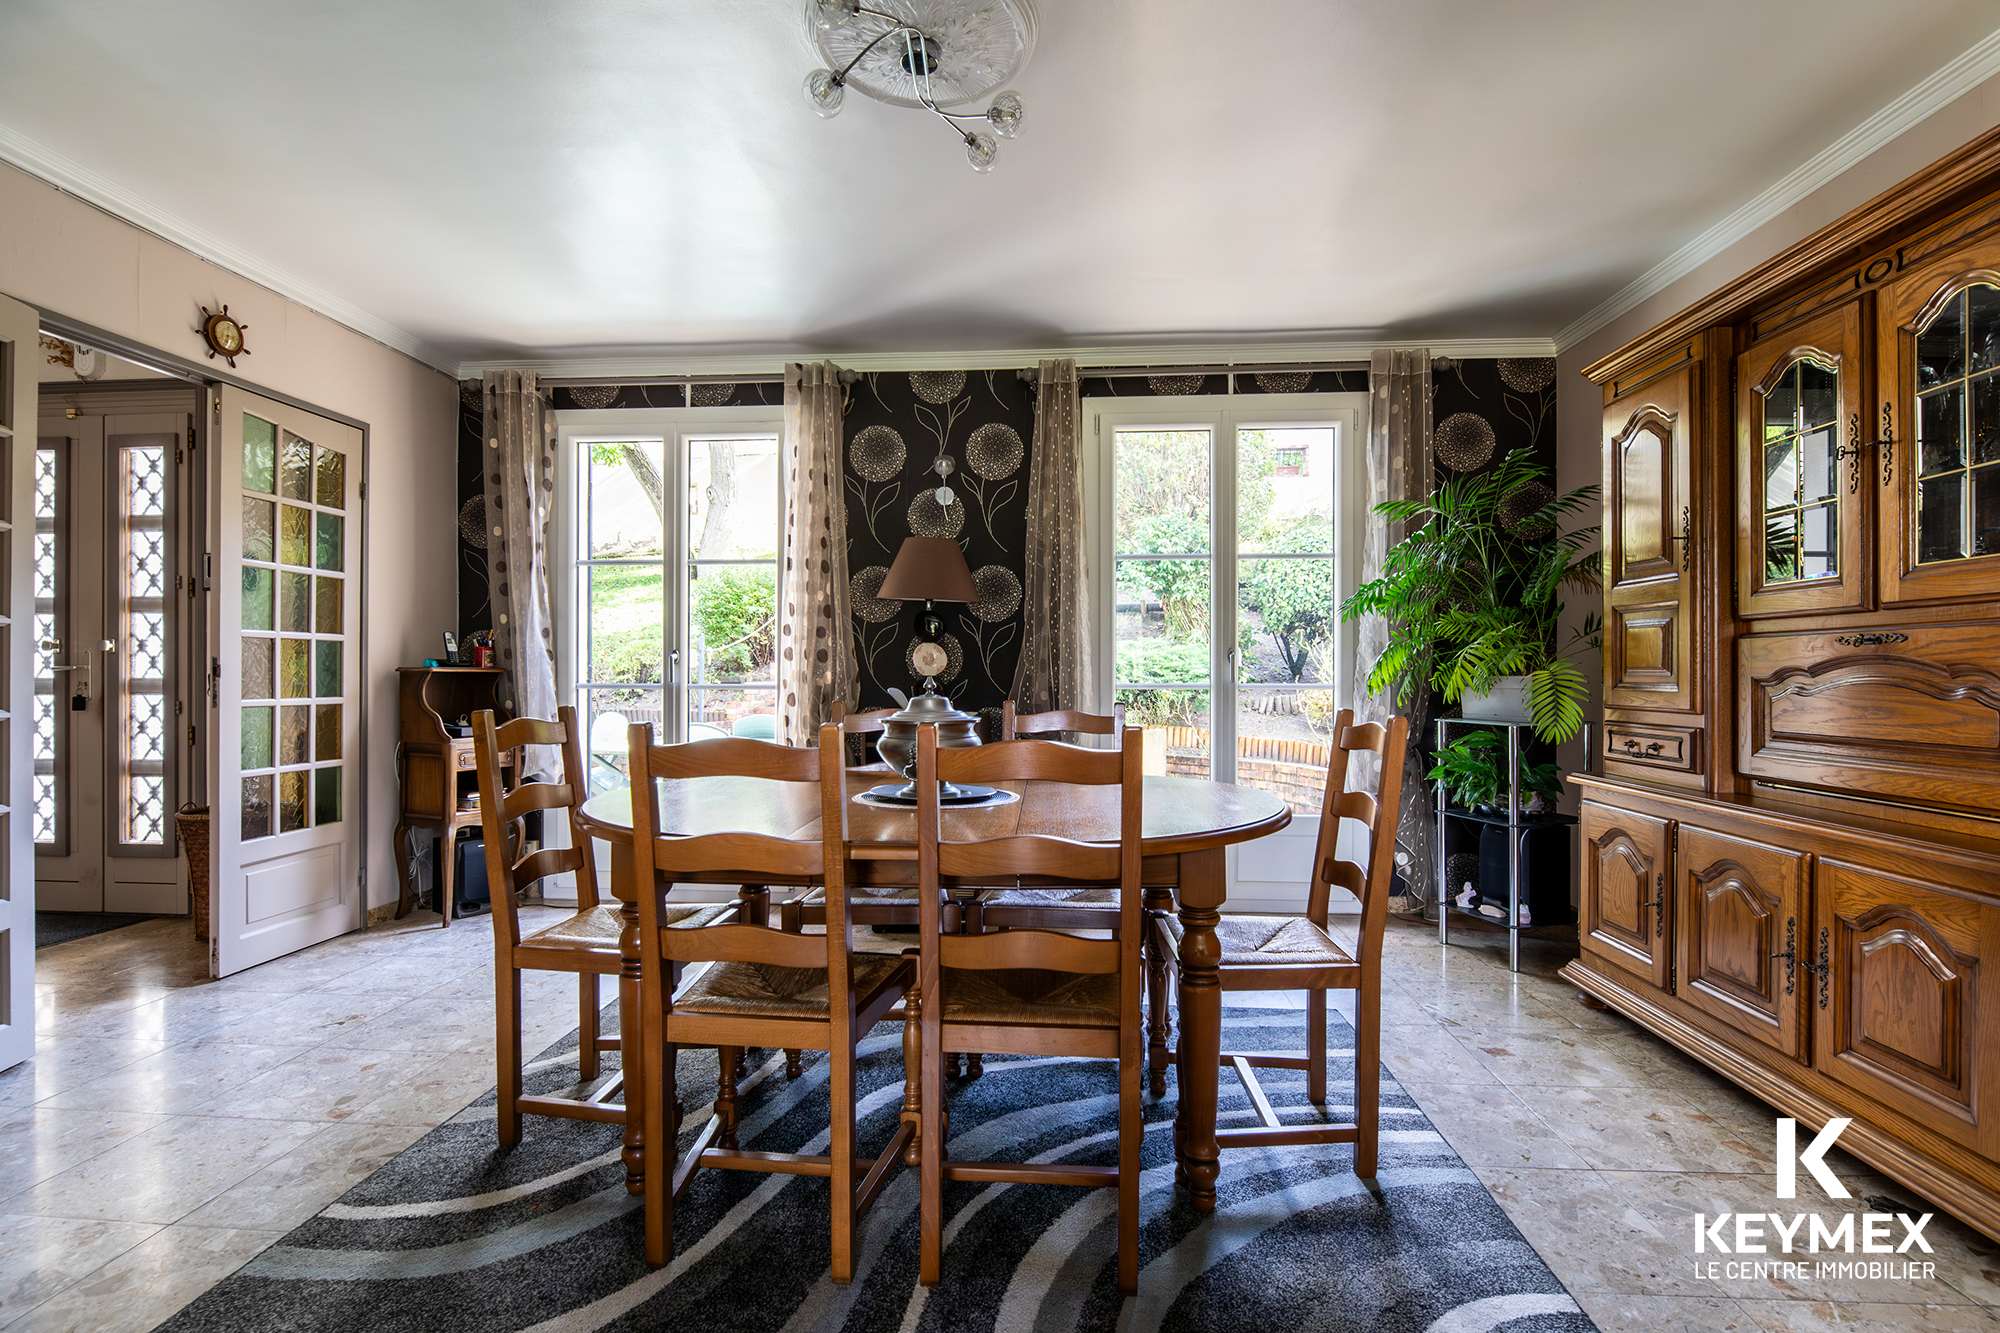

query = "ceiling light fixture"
[{"left": 802, "top": 0, "right": 1034, "bottom": 174}]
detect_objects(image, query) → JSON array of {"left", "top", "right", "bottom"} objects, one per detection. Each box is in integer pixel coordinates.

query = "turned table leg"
[
  {"left": 1174, "top": 848, "right": 1225, "bottom": 1213},
  {"left": 613, "top": 840, "right": 647, "bottom": 1197}
]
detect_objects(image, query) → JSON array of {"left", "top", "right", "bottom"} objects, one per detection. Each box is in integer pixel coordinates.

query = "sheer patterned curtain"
[
  {"left": 1355, "top": 349, "right": 1435, "bottom": 910},
  {"left": 1010, "top": 358, "right": 1086, "bottom": 713},
  {"left": 778, "top": 361, "right": 856, "bottom": 746},
  {"left": 481, "top": 371, "right": 559, "bottom": 731}
]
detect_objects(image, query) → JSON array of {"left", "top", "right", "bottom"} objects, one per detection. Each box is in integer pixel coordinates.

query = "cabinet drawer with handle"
[{"left": 1604, "top": 723, "right": 1698, "bottom": 771}]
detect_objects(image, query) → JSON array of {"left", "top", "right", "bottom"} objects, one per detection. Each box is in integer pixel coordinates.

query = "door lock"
[{"left": 49, "top": 648, "right": 92, "bottom": 703}]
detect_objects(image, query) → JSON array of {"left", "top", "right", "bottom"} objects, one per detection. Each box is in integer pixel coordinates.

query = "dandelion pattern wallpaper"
[{"left": 844, "top": 369, "right": 1035, "bottom": 728}]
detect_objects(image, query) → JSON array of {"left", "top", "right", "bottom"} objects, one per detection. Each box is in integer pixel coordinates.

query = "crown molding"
[
  {"left": 456, "top": 336, "right": 1558, "bottom": 380},
  {"left": 1555, "top": 24, "right": 2000, "bottom": 354},
  {"left": 0, "top": 127, "right": 459, "bottom": 376}
]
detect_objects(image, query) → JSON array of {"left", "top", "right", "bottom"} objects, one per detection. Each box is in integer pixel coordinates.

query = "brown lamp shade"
[{"left": 878, "top": 536, "right": 978, "bottom": 603}]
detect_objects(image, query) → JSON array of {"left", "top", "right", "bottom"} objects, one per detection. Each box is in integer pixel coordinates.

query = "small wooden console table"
[{"left": 392, "top": 666, "right": 512, "bottom": 926}]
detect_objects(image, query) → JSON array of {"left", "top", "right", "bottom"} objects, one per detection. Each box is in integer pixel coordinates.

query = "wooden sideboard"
[
  {"left": 1568, "top": 125, "right": 2000, "bottom": 1241},
  {"left": 392, "top": 666, "right": 512, "bottom": 926}
]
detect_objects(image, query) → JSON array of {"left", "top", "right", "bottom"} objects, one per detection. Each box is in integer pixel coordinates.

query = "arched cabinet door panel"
[
  {"left": 1878, "top": 243, "right": 2000, "bottom": 606},
  {"left": 1813, "top": 860, "right": 1996, "bottom": 1152},
  {"left": 1602, "top": 353, "right": 1697, "bottom": 715},
  {"left": 1735, "top": 298, "right": 1871, "bottom": 617},
  {"left": 1674, "top": 826, "right": 1806, "bottom": 1061},
  {"left": 1581, "top": 801, "right": 1671, "bottom": 992}
]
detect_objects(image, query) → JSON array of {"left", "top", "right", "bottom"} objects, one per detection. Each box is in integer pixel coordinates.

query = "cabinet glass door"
[
  {"left": 1880, "top": 247, "right": 2000, "bottom": 603},
  {"left": 1735, "top": 300, "right": 1866, "bottom": 616}
]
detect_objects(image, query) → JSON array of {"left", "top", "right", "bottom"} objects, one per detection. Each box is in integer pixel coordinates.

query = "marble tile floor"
[
  {"left": 0, "top": 908, "right": 585, "bottom": 1331},
  {"left": 3, "top": 911, "right": 1996, "bottom": 1331}
]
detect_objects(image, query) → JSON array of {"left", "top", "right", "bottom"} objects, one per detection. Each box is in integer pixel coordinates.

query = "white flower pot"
[{"left": 1461, "top": 675, "right": 1533, "bottom": 723}]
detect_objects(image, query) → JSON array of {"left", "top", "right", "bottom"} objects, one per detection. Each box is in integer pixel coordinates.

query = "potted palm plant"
[{"left": 1341, "top": 448, "right": 1602, "bottom": 743}]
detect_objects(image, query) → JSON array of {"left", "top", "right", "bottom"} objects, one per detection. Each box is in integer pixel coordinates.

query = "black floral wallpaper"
[
  {"left": 457, "top": 380, "right": 491, "bottom": 638},
  {"left": 1431, "top": 357, "right": 1558, "bottom": 481},
  {"left": 844, "top": 370, "right": 1035, "bottom": 737}
]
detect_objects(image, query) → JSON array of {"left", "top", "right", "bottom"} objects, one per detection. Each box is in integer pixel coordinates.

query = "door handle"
[
  {"left": 1769, "top": 916, "right": 1797, "bottom": 995},
  {"left": 50, "top": 650, "right": 92, "bottom": 700},
  {"left": 1638, "top": 870, "right": 1665, "bottom": 937}
]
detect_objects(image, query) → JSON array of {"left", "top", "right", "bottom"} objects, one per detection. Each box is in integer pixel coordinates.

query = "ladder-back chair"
[
  {"left": 911, "top": 725, "right": 1146, "bottom": 1294},
  {"left": 628, "top": 726, "right": 916, "bottom": 1277},
  {"left": 1147, "top": 709, "right": 1408, "bottom": 1175},
  {"left": 780, "top": 702, "right": 939, "bottom": 936},
  {"left": 1000, "top": 701, "right": 1125, "bottom": 744},
  {"left": 473, "top": 707, "right": 727, "bottom": 1146}
]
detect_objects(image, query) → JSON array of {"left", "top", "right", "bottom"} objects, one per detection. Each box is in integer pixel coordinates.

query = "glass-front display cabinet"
[{"left": 1880, "top": 247, "right": 2000, "bottom": 603}]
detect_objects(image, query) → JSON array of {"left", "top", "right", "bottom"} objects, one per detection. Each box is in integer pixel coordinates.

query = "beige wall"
[
  {"left": 1553, "top": 70, "right": 2000, "bottom": 784},
  {"left": 0, "top": 160, "right": 458, "bottom": 914}
]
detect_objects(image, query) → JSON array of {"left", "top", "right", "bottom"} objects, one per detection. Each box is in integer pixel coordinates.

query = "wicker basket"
[{"left": 175, "top": 804, "right": 211, "bottom": 942}]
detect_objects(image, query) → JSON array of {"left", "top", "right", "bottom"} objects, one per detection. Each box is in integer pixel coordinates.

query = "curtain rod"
[
  {"left": 1072, "top": 359, "right": 1369, "bottom": 377},
  {"left": 537, "top": 358, "right": 1378, "bottom": 389},
  {"left": 537, "top": 373, "right": 782, "bottom": 388}
]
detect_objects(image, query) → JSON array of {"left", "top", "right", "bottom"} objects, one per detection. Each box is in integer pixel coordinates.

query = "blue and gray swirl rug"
[{"left": 157, "top": 1005, "right": 1592, "bottom": 1332}]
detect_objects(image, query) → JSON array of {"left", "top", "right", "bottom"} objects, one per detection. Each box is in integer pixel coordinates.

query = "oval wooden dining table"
[{"left": 574, "top": 766, "right": 1291, "bottom": 1213}]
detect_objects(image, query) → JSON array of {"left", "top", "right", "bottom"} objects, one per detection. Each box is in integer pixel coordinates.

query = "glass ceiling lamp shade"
[
  {"left": 798, "top": 0, "right": 1034, "bottom": 172},
  {"left": 985, "top": 88, "right": 1023, "bottom": 137},
  {"left": 803, "top": 67, "right": 846, "bottom": 117},
  {"left": 814, "top": 0, "right": 862, "bottom": 30}
]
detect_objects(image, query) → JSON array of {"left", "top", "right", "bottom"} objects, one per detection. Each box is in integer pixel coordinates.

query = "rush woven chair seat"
[
  {"left": 1148, "top": 708, "right": 1408, "bottom": 1176},
  {"left": 910, "top": 724, "right": 1147, "bottom": 1294},
  {"left": 629, "top": 724, "right": 915, "bottom": 1279},
  {"left": 472, "top": 707, "right": 734, "bottom": 1145}
]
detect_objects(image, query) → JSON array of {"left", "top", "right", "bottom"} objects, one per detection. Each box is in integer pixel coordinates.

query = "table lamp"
[
  {"left": 878, "top": 535, "right": 978, "bottom": 645},
  {"left": 871, "top": 536, "right": 983, "bottom": 799}
]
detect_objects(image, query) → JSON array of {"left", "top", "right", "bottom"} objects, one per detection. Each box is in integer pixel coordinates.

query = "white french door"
[
  {"left": 1086, "top": 395, "right": 1366, "bottom": 913},
  {"left": 558, "top": 408, "right": 784, "bottom": 791},
  {"left": 211, "top": 386, "right": 363, "bottom": 975},
  {"left": 34, "top": 393, "right": 195, "bottom": 914},
  {"left": 0, "top": 293, "right": 38, "bottom": 1071}
]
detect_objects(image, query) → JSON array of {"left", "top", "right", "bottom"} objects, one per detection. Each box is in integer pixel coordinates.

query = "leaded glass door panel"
[
  {"left": 1734, "top": 299, "right": 1868, "bottom": 617},
  {"left": 1881, "top": 242, "right": 2000, "bottom": 604},
  {"left": 32, "top": 395, "right": 193, "bottom": 916},
  {"left": 212, "top": 386, "right": 361, "bottom": 976}
]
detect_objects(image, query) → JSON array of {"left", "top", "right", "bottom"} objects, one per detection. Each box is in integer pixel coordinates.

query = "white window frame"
[
  {"left": 1083, "top": 392, "right": 1369, "bottom": 911},
  {"left": 555, "top": 407, "right": 784, "bottom": 860}
]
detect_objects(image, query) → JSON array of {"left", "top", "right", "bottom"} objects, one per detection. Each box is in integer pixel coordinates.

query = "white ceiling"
[{"left": 3, "top": 1, "right": 1998, "bottom": 374}]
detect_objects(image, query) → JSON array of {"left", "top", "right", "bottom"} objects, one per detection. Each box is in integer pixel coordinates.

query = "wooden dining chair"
[
  {"left": 1146, "top": 709, "right": 1408, "bottom": 1176},
  {"left": 629, "top": 725, "right": 916, "bottom": 1277},
  {"left": 911, "top": 724, "right": 1146, "bottom": 1294},
  {"left": 472, "top": 707, "right": 729, "bottom": 1147},
  {"left": 780, "top": 702, "right": 937, "bottom": 938},
  {"left": 1000, "top": 700, "right": 1125, "bottom": 744}
]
